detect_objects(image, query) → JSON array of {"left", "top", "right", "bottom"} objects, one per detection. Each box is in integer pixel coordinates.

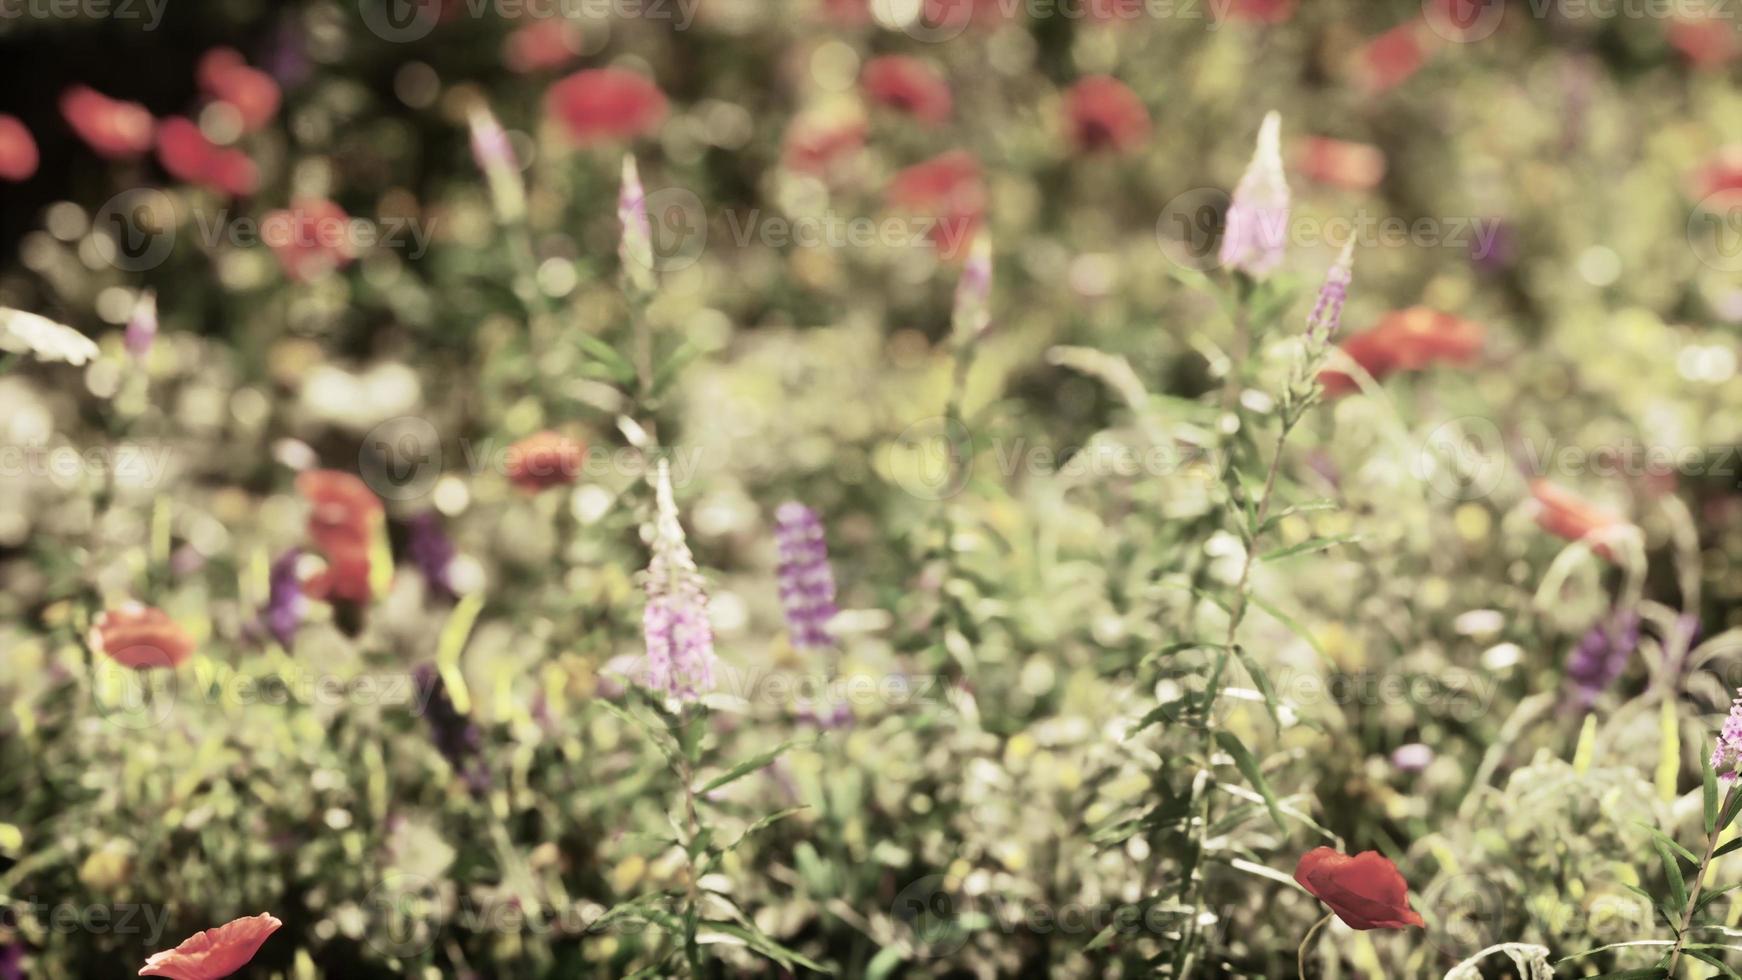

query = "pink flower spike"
[{"left": 140, "top": 913, "right": 281, "bottom": 979}]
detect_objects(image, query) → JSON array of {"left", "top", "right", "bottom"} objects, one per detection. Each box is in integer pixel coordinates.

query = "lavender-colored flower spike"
[
  {"left": 642, "top": 459, "right": 717, "bottom": 704},
  {"left": 260, "top": 548, "right": 305, "bottom": 650},
  {"left": 1219, "top": 111, "right": 1290, "bottom": 279},
  {"left": 774, "top": 502, "right": 838, "bottom": 651},
  {"left": 619, "top": 153, "right": 657, "bottom": 297},
  {"left": 406, "top": 511, "right": 456, "bottom": 598},
  {"left": 1306, "top": 237, "right": 1355, "bottom": 341},
  {"left": 951, "top": 232, "right": 992, "bottom": 344},
  {"left": 1565, "top": 609, "right": 1639, "bottom": 711},
  {"left": 1714, "top": 687, "right": 1742, "bottom": 782},
  {"left": 414, "top": 663, "right": 490, "bottom": 795},
  {"left": 468, "top": 104, "right": 525, "bottom": 222},
  {"left": 125, "top": 288, "right": 157, "bottom": 361}
]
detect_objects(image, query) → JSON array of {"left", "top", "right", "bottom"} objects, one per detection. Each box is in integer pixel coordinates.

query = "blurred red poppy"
[
  {"left": 862, "top": 56, "right": 952, "bottom": 126},
  {"left": 1669, "top": 19, "right": 1739, "bottom": 70},
  {"left": 1320, "top": 307, "right": 1484, "bottom": 396},
  {"left": 1354, "top": 22, "right": 1434, "bottom": 94},
  {"left": 88, "top": 604, "right": 194, "bottom": 671},
  {"left": 60, "top": 86, "right": 154, "bottom": 159},
  {"left": 296, "top": 469, "right": 384, "bottom": 556},
  {"left": 1294, "top": 848, "right": 1424, "bottom": 930},
  {"left": 0, "top": 114, "right": 38, "bottom": 182},
  {"left": 887, "top": 150, "right": 985, "bottom": 260},
  {"left": 140, "top": 912, "right": 281, "bottom": 980},
  {"left": 197, "top": 48, "right": 281, "bottom": 133},
  {"left": 1293, "top": 136, "right": 1386, "bottom": 191},
  {"left": 504, "top": 19, "right": 582, "bottom": 74},
  {"left": 1530, "top": 479, "right": 1629, "bottom": 561},
  {"left": 263, "top": 199, "right": 356, "bottom": 282},
  {"left": 545, "top": 68, "right": 667, "bottom": 145},
  {"left": 301, "top": 546, "right": 375, "bottom": 605},
  {"left": 506, "top": 431, "right": 585, "bottom": 492},
  {"left": 1063, "top": 75, "right": 1150, "bottom": 155},
  {"left": 156, "top": 117, "right": 259, "bottom": 197},
  {"left": 1697, "top": 147, "right": 1742, "bottom": 200},
  {"left": 816, "top": 0, "right": 870, "bottom": 22},
  {"left": 783, "top": 115, "right": 866, "bottom": 176}
]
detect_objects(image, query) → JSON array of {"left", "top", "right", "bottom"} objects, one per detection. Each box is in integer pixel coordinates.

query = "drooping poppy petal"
[
  {"left": 545, "top": 68, "right": 667, "bottom": 146},
  {"left": 88, "top": 604, "right": 195, "bottom": 671},
  {"left": 0, "top": 115, "right": 39, "bottom": 182},
  {"left": 139, "top": 913, "right": 281, "bottom": 979},
  {"left": 1529, "top": 479, "right": 1631, "bottom": 562},
  {"left": 61, "top": 86, "right": 154, "bottom": 158},
  {"left": 1293, "top": 848, "right": 1424, "bottom": 930},
  {"left": 782, "top": 113, "right": 866, "bottom": 176}
]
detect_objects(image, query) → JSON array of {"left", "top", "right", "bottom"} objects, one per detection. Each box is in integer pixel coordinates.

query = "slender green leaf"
[
  {"left": 699, "top": 739, "right": 806, "bottom": 795},
  {"left": 1215, "top": 732, "right": 1285, "bottom": 832},
  {"left": 1655, "top": 838, "right": 1688, "bottom": 911}
]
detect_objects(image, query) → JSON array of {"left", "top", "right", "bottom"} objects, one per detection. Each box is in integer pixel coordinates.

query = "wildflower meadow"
[{"left": 4, "top": 0, "right": 1742, "bottom": 977}]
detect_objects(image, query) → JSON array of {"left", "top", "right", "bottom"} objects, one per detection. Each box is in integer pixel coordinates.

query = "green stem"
[
  {"left": 1296, "top": 912, "right": 1333, "bottom": 980},
  {"left": 1668, "top": 786, "right": 1738, "bottom": 975}
]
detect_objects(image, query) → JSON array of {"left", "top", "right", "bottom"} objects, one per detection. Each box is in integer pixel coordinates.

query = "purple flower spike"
[
  {"left": 1565, "top": 609, "right": 1639, "bottom": 710},
  {"left": 1307, "top": 238, "right": 1354, "bottom": 341},
  {"left": 125, "top": 289, "right": 157, "bottom": 362},
  {"left": 641, "top": 460, "right": 718, "bottom": 704},
  {"left": 260, "top": 548, "right": 305, "bottom": 650},
  {"left": 1219, "top": 111, "right": 1290, "bottom": 279},
  {"left": 774, "top": 501, "right": 838, "bottom": 651},
  {"left": 406, "top": 511, "right": 456, "bottom": 598},
  {"left": 414, "top": 663, "right": 490, "bottom": 795},
  {"left": 1714, "top": 689, "right": 1742, "bottom": 782}
]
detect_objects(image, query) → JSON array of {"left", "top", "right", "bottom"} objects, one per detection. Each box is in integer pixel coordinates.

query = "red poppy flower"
[
  {"left": 1293, "top": 848, "right": 1424, "bottom": 930},
  {"left": 1529, "top": 479, "right": 1630, "bottom": 561},
  {"left": 1696, "top": 147, "right": 1742, "bottom": 201},
  {"left": 782, "top": 114, "right": 866, "bottom": 176},
  {"left": 156, "top": 118, "right": 259, "bottom": 197},
  {"left": 505, "top": 431, "right": 585, "bottom": 492},
  {"left": 1670, "top": 19, "right": 1739, "bottom": 70},
  {"left": 60, "top": 86, "right": 154, "bottom": 159},
  {"left": 1353, "top": 22, "right": 1434, "bottom": 94},
  {"left": 301, "top": 545, "right": 375, "bottom": 605},
  {"left": 0, "top": 114, "right": 37, "bottom": 182},
  {"left": 1062, "top": 75, "right": 1150, "bottom": 155},
  {"left": 140, "top": 912, "right": 281, "bottom": 979},
  {"left": 887, "top": 150, "right": 985, "bottom": 260},
  {"left": 545, "top": 68, "right": 667, "bottom": 146},
  {"left": 197, "top": 48, "right": 281, "bottom": 133},
  {"left": 296, "top": 469, "right": 384, "bottom": 555},
  {"left": 504, "top": 19, "right": 582, "bottom": 74},
  {"left": 1218, "top": 0, "right": 1296, "bottom": 22},
  {"left": 1320, "top": 307, "right": 1485, "bottom": 396},
  {"left": 263, "top": 199, "right": 356, "bottom": 282},
  {"left": 862, "top": 56, "right": 952, "bottom": 126},
  {"left": 88, "top": 604, "right": 195, "bottom": 671},
  {"left": 1293, "top": 136, "right": 1386, "bottom": 191}
]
